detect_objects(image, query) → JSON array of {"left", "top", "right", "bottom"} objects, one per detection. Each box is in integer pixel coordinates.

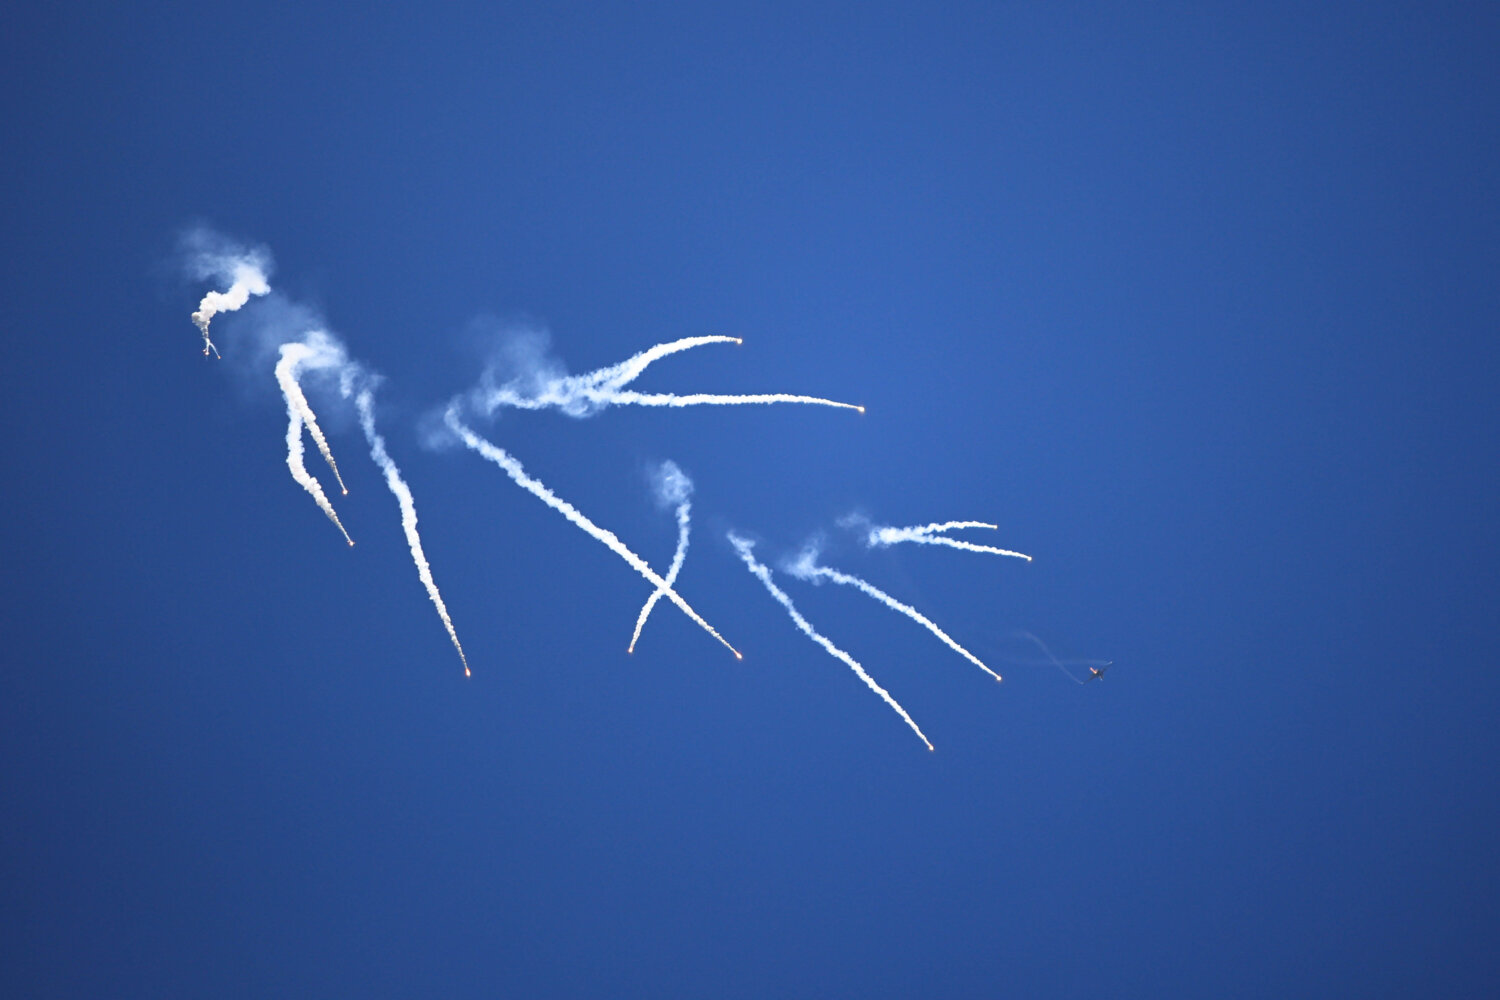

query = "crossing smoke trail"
[
  {"left": 350, "top": 383, "right": 470, "bottom": 676},
  {"left": 184, "top": 234, "right": 271, "bottom": 359},
  {"left": 474, "top": 333, "right": 863, "bottom": 417},
  {"left": 629, "top": 461, "right": 693, "bottom": 654},
  {"left": 445, "top": 408, "right": 741, "bottom": 660},
  {"left": 863, "top": 520, "right": 1031, "bottom": 561},
  {"left": 275, "top": 338, "right": 354, "bottom": 546},
  {"left": 786, "top": 543, "right": 1002, "bottom": 683},
  {"left": 729, "top": 533, "right": 933, "bottom": 751}
]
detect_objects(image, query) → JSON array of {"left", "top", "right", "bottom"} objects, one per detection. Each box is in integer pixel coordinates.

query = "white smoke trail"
[
  {"left": 786, "top": 544, "right": 1001, "bottom": 683},
  {"left": 628, "top": 461, "right": 694, "bottom": 654},
  {"left": 351, "top": 385, "right": 470, "bottom": 677},
  {"left": 475, "top": 334, "right": 862, "bottom": 416},
  {"left": 899, "top": 520, "right": 999, "bottom": 535},
  {"left": 586, "top": 335, "right": 743, "bottom": 394},
  {"left": 274, "top": 340, "right": 353, "bottom": 546},
  {"left": 866, "top": 522, "right": 1030, "bottom": 561},
  {"left": 276, "top": 339, "right": 350, "bottom": 496},
  {"left": 607, "top": 390, "right": 863, "bottom": 412},
  {"left": 186, "top": 239, "right": 272, "bottom": 358},
  {"left": 445, "top": 409, "right": 741, "bottom": 660},
  {"left": 729, "top": 532, "right": 933, "bottom": 751}
]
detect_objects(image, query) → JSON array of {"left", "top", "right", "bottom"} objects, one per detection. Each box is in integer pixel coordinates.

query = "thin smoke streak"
[
  {"left": 608, "top": 390, "right": 863, "bottom": 412},
  {"left": 730, "top": 533, "right": 933, "bottom": 751},
  {"left": 353, "top": 387, "right": 469, "bottom": 676}
]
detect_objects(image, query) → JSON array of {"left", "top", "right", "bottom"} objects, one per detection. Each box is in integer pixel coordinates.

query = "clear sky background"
[{"left": 2, "top": 2, "right": 1497, "bottom": 996}]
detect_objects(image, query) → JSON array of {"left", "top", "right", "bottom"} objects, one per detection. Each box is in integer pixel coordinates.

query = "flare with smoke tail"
[
  {"left": 351, "top": 384, "right": 470, "bottom": 677},
  {"left": 786, "top": 543, "right": 1001, "bottom": 682},
  {"left": 730, "top": 532, "right": 934, "bottom": 751},
  {"left": 275, "top": 341, "right": 354, "bottom": 546},
  {"left": 629, "top": 461, "right": 695, "bottom": 654},
  {"left": 862, "top": 519, "right": 1031, "bottom": 561},
  {"left": 473, "top": 334, "right": 861, "bottom": 418}
]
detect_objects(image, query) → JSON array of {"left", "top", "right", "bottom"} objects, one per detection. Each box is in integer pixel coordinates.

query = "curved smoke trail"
[
  {"left": 730, "top": 532, "right": 933, "bottom": 751},
  {"left": 352, "top": 386, "right": 469, "bottom": 676},
  {"left": 786, "top": 544, "right": 1001, "bottom": 683}
]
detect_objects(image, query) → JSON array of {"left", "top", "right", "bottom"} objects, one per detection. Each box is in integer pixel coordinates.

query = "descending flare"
[
  {"left": 446, "top": 409, "right": 740, "bottom": 660},
  {"left": 729, "top": 532, "right": 933, "bottom": 751},
  {"left": 353, "top": 386, "right": 469, "bottom": 677},
  {"left": 277, "top": 341, "right": 350, "bottom": 495},
  {"left": 787, "top": 545, "right": 1001, "bottom": 683},
  {"left": 274, "top": 341, "right": 353, "bottom": 544},
  {"left": 475, "top": 334, "right": 861, "bottom": 416},
  {"left": 629, "top": 461, "right": 694, "bottom": 654}
]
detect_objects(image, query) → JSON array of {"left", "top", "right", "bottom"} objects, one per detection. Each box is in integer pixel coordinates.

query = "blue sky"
[{"left": 2, "top": 2, "right": 1497, "bottom": 996}]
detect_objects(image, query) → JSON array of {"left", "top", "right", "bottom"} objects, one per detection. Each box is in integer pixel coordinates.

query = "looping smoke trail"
[
  {"left": 445, "top": 409, "right": 741, "bottom": 660},
  {"left": 476, "top": 334, "right": 862, "bottom": 416},
  {"left": 277, "top": 340, "right": 350, "bottom": 496},
  {"left": 786, "top": 544, "right": 1001, "bottom": 683},
  {"left": 188, "top": 249, "right": 271, "bottom": 358},
  {"left": 350, "top": 384, "right": 470, "bottom": 676},
  {"left": 729, "top": 532, "right": 933, "bottom": 751},
  {"left": 275, "top": 341, "right": 353, "bottom": 545},
  {"left": 629, "top": 461, "right": 693, "bottom": 654},
  {"left": 867, "top": 521, "right": 1030, "bottom": 561}
]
